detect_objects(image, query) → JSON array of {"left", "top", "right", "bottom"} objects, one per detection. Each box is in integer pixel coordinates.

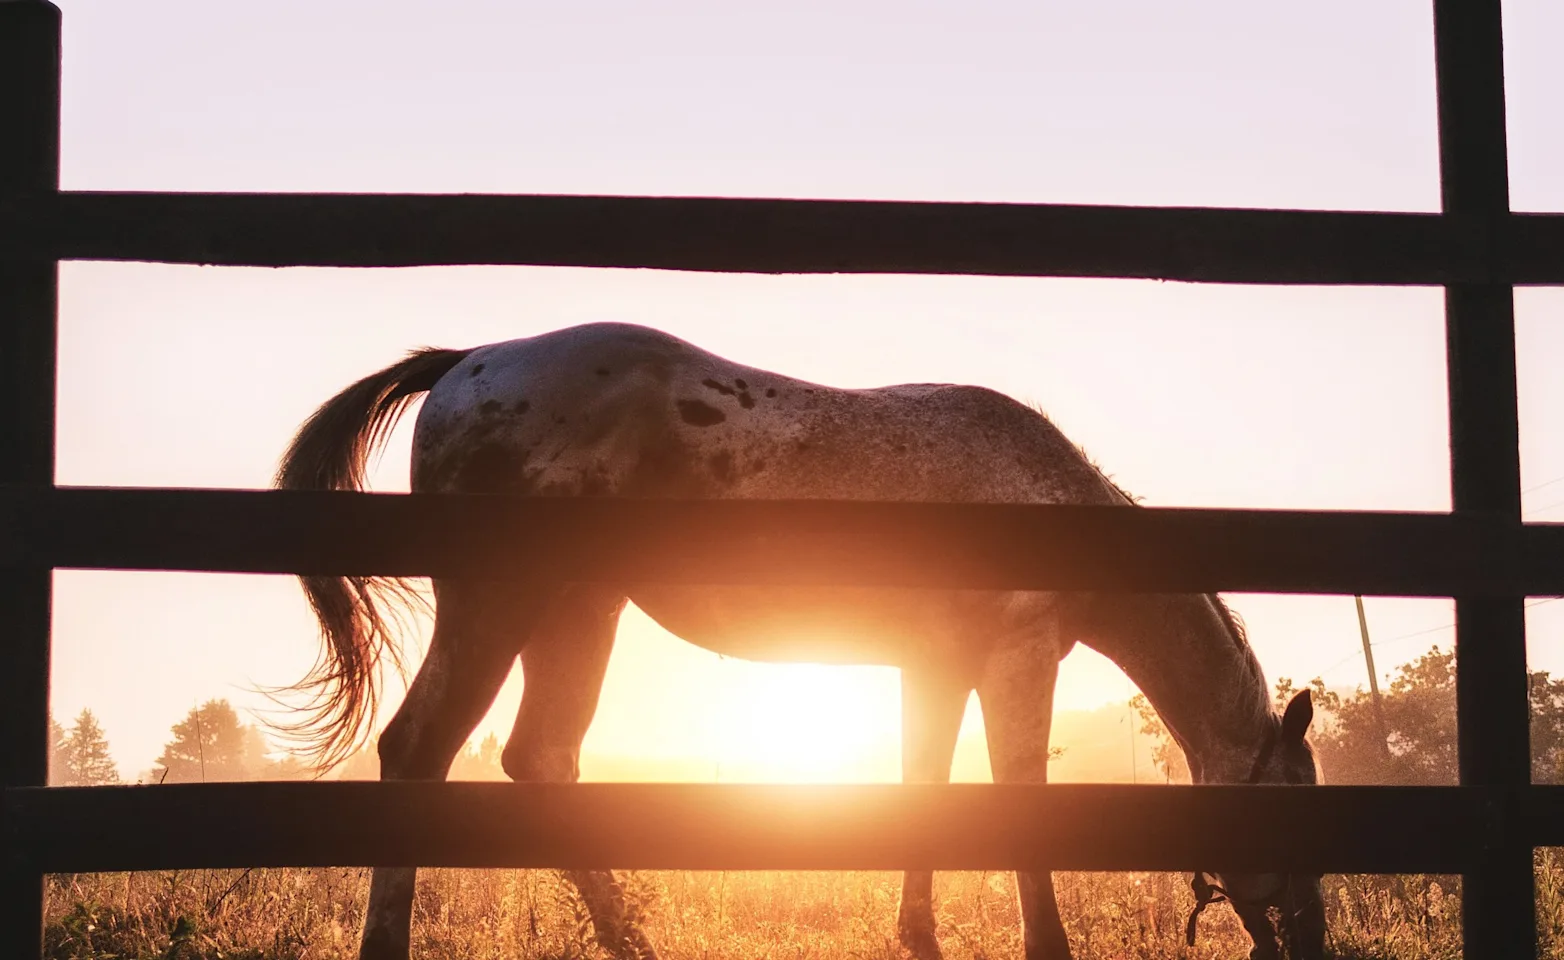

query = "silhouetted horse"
[{"left": 276, "top": 322, "right": 1323, "bottom": 960}]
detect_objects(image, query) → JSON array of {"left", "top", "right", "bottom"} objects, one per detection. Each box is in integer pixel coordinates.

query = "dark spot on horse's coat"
[
  {"left": 480, "top": 400, "right": 502, "bottom": 415},
  {"left": 554, "top": 415, "right": 567, "bottom": 424},
  {"left": 414, "top": 455, "right": 456, "bottom": 492},
  {"left": 677, "top": 399, "right": 726, "bottom": 427},
  {"left": 618, "top": 416, "right": 708, "bottom": 498},
  {"left": 765, "top": 388, "right": 777, "bottom": 398},
  {"left": 470, "top": 363, "right": 485, "bottom": 377},
  {"left": 457, "top": 442, "right": 518, "bottom": 494},
  {"left": 596, "top": 367, "right": 611, "bottom": 377},
  {"left": 513, "top": 399, "right": 531, "bottom": 414},
  {"left": 466, "top": 418, "right": 501, "bottom": 441},
  {"left": 895, "top": 443, "right": 908, "bottom": 454},
  {"left": 734, "top": 378, "right": 747, "bottom": 390},
  {"left": 708, "top": 450, "right": 735, "bottom": 482},
  {"left": 701, "top": 378, "right": 736, "bottom": 397},
  {"left": 737, "top": 391, "right": 755, "bottom": 410}
]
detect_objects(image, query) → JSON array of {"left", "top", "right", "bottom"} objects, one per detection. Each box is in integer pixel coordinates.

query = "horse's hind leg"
[
  {"left": 976, "top": 637, "right": 1072, "bottom": 960},
  {"left": 897, "top": 664, "right": 972, "bottom": 960},
  {"left": 359, "top": 580, "right": 549, "bottom": 960},
  {"left": 500, "top": 585, "right": 658, "bottom": 960}
]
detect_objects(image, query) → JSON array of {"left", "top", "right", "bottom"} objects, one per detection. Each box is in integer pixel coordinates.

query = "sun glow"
[
  {"left": 705, "top": 661, "right": 904, "bottom": 783},
  {"left": 565, "top": 606, "right": 1142, "bottom": 785},
  {"left": 573, "top": 606, "right": 952, "bottom": 784}
]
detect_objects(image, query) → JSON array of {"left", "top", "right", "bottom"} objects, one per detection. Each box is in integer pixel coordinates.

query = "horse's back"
[{"left": 413, "top": 322, "right": 1122, "bottom": 508}]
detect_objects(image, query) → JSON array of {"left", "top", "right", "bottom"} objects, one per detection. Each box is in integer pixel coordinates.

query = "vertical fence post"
[
  {"left": 1432, "top": 0, "right": 1533, "bottom": 955},
  {"left": 0, "top": 2, "right": 60, "bottom": 957}
]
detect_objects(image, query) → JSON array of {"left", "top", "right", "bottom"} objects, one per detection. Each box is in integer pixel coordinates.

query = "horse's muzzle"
[{"left": 1229, "top": 874, "right": 1325, "bottom": 960}]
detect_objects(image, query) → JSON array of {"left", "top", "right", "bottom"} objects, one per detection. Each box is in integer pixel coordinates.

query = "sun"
[{"left": 705, "top": 660, "right": 905, "bottom": 782}]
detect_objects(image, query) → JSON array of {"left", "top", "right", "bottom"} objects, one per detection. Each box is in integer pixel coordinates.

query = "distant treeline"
[
  {"left": 49, "top": 699, "right": 311, "bottom": 786},
  {"left": 1136, "top": 644, "right": 1564, "bottom": 785},
  {"left": 47, "top": 699, "right": 509, "bottom": 786}
]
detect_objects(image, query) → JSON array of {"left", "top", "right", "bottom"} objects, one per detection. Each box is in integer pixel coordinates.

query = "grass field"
[{"left": 43, "top": 859, "right": 1539, "bottom": 960}]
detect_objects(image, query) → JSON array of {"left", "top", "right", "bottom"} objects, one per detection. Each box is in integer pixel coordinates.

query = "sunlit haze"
[{"left": 47, "top": 0, "right": 1564, "bottom": 783}]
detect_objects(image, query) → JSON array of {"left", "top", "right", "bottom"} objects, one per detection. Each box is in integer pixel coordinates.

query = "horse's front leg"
[
  {"left": 976, "top": 637, "right": 1072, "bottom": 960},
  {"left": 897, "top": 663, "right": 972, "bottom": 960},
  {"left": 501, "top": 586, "right": 658, "bottom": 960},
  {"left": 360, "top": 580, "right": 543, "bottom": 960}
]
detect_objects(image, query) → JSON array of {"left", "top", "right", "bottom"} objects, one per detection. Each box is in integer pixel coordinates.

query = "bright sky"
[{"left": 45, "top": 0, "right": 1564, "bottom": 783}]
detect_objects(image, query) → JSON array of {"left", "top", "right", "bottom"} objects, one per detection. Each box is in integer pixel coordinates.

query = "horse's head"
[{"left": 1202, "top": 690, "right": 1326, "bottom": 960}]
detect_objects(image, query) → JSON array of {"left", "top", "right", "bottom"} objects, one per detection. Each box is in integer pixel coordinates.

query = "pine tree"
[
  {"left": 59, "top": 709, "right": 120, "bottom": 785},
  {"left": 478, "top": 731, "right": 502, "bottom": 771},
  {"left": 48, "top": 715, "right": 66, "bottom": 785},
  {"left": 156, "top": 699, "right": 263, "bottom": 782}
]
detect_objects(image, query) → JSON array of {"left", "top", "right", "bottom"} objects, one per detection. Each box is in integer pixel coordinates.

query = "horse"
[{"left": 275, "top": 321, "right": 1324, "bottom": 960}]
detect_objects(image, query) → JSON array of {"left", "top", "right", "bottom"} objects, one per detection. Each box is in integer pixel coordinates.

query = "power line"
[
  {"left": 1314, "top": 596, "right": 1564, "bottom": 681},
  {"left": 1526, "top": 497, "right": 1564, "bottom": 519},
  {"left": 1525, "top": 474, "right": 1564, "bottom": 496}
]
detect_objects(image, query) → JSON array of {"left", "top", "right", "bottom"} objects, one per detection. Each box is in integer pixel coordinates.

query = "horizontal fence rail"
[
  {"left": 2, "top": 487, "right": 1563, "bottom": 595},
  {"left": 10, "top": 781, "right": 1557, "bottom": 876},
  {"left": 0, "top": 191, "right": 1559, "bottom": 284}
]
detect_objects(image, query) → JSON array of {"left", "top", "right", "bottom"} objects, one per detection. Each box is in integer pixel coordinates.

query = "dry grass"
[{"left": 39, "top": 864, "right": 1510, "bottom": 960}]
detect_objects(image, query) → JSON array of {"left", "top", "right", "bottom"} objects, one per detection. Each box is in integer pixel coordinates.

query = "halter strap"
[
  {"left": 1186, "top": 722, "right": 1293, "bottom": 949},
  {"left": 1184, "top": 871, "right": 1230, "bottom": 946},
  {"left": 1244, "top": 722, "right": 1280, "bottom": 784}
]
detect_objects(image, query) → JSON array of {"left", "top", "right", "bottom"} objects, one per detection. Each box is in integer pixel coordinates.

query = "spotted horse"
[{"left": 275, "top": 322, "right": 1324, "bottom": 960}]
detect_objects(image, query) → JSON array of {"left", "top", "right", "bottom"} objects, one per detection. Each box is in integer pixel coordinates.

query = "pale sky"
[{"left": 44, "top": 0, "right": 1564, "bottom": 782}]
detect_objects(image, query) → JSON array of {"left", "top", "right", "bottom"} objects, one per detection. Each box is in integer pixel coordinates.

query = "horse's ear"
[{"left": 1282, "top": 689, "right": 1313, "bottom": 743}]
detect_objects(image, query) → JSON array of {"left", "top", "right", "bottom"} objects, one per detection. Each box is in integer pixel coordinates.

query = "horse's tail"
[{"left": 273, "top": 346, "right": 472, "bottom": 771}]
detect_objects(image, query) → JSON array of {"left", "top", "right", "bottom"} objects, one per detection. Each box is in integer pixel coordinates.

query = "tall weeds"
[{"left": 40, "top": 865, "right": 1521, "bottom": 960}]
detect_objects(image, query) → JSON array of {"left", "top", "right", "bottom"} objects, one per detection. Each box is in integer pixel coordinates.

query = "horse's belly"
[{"left": 627, "top": 586, "right": 929, "bottom": 665}]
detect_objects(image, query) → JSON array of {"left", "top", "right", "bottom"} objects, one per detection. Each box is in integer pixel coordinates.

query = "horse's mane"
[
  {"left": 1063, "top": 413, "right": 1254, "bottom": 656},
  {"left": 1212, "top": 595, "right": 1250, "bottom": 649},
  {"left": 1026, "top": 398, "right": 1255, "bottom": 659}
]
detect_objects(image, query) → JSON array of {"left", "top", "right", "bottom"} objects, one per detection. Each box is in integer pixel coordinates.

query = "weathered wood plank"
[
  {"left": 1, "top": 190, "right": 1507, "bottom": 283},
  {"left": 0, "top": 2, "right": 60, "bottom": 957},
  {"left": 1510, "top": 213, "right": 1564, "bottom": 284},
  {"left": 1433, "top": 0, "right": 1535, "bottom": 953},
  {"left": 3, "top": 782, "right": 1490, "bottom": 875},
  {"left": 3, "top": 488, "right": 1563, "bottom": 596}
]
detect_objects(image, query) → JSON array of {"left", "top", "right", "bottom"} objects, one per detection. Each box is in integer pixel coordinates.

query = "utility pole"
[
  {"left": 1355, "top": 596, "right": 1393, "bottom": 763},
  {"left": 193, "top": 705, "right": 207, "bottom": 782}
]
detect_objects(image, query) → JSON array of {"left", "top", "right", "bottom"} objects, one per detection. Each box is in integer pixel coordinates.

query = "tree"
[
  {"left": 449, "top": 731, "right": 509, "bottom": 781},
  {"left": 1526, "top": 670, "right": 1564, "bottom": 785},
  {"left": 1258, "top": 647, "right": 1564, "bottom": 787},
  {"left": 1137, "top": 646, "right": 1564, "bottom": 789},
  {"left": 1130, "top": 693, "right": 1191, "bottom": 783},
  {"left": 48, "top": 715, "right": 65, "bottom": 785},
  {"left": 337, "top": 741, "right": 381, "bottom": 781},
  {"left": 156, "top": 700, "right": 267, "bottom": 782},
  {"left": 263, "top": 752, "right": 313, "bottom": 781},
  {"left": 1275, "top": 648, "right": 1460, "bottom": 786},
  {"left": 57, "top": 709, "right": 120, "bottom": 785}
]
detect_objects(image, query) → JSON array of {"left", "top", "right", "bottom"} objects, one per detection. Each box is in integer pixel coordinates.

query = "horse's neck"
[{"left": 1074, "top": 593, "right": 1275, "bottom": 782}]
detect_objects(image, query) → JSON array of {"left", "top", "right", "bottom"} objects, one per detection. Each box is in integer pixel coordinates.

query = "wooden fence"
[{"left": 3, "top": 0, "right": 1564, "bottom": 956}]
